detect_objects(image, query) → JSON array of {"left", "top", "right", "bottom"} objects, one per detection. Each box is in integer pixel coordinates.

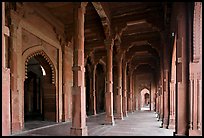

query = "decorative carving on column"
[
  {"left": 70, "top": 2, "right": 88, "bottom": 136},
  {"left": 104, "top": 38, "right": 115, "bottom": 125}
]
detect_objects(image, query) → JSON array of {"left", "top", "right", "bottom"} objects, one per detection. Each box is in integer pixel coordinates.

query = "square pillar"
[
  {"left": 122, "top": 62, "right": 128, "bottom": 117},
  {"left": 104, "top": 39, "right": 115, "bottom": 125},
  {"left": 115, "top": 55, "right": 123, "bottom": 120},
  {"left": 70, "top": 3, "right": 88, "bottom": 136}
]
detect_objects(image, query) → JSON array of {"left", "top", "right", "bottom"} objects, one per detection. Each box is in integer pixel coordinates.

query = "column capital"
[{"left": 73, "top": 2, "right": 88, "bottom": 14}]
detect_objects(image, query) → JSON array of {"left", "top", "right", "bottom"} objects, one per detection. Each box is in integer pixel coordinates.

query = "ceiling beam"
[{"left": 92, "top": 2, "right": 112, "bottom": 39}]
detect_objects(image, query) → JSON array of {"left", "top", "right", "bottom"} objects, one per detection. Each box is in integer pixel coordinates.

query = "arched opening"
[
  {"left": 24, "top": 54, "right": 56, "bottom": 123},
  {"left": 140, "top": 88, "right": 150, "bottom": 111},
  {"left": 144, "top": 93, "right": 150, "bottom": 105},
  {"left": 95, "top": 63, "right": 105, "bottom": 113}
]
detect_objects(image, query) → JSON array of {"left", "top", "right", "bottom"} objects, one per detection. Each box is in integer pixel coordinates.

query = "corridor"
[
  {"left": 2, "top": 2, "right": 202, "bottom": 136},
  {"left": 12, "top": 111, "right": 174, "bottom": 136}
]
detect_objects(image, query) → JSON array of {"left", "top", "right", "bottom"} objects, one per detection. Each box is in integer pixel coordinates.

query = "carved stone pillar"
[
  {"left": 115, "top": 55, "right": 123, "bottom": 120},
  {"left": 168, "top": 81, "right": 175, "bottom": 129},
  {"left": 197, "top": 73, "right": 201, "bottom": 133},
  {"left": 62, "top": 43, "right": 72, "bottom": 122},
  {"left": 10, "top": 13, "right": 22, "bottom": 134},
  {"left": 127, "top": 67, "right": 133, "bottom": 113},
  {"left": 160, "top": 74, "right": 164, "bottom": 122},
  {"left": 2, "top": 2, "right": 11, "bottom": 136},
  {"left": 70, "top": 3, "right": 88, "bottom": 136},
  {"left": 193, "top": 73, "right": 198, "bottom": 130},
  {"left": 122, "top": 62, "right": 128, "bottom": 117},
  {"left": 163, "top": 69, "right": 169, "bottom": 128},
  {"left": 91, "top": 64, "right": 97, "bottom": 115},
  {"left": 157, "top": 86, "right": 161, "bottom": 120},
  {"left": 156, "top": 91, "right": 159, "bottom": 114},
  {"left": 132, "top": 75, "right": 136, "bottom": 112},
  {"left": 104, "top": 39, "right": 115, "bottom": 125},
  {"left": 174, "top": 4, "right": 189, "bottom": 136}
]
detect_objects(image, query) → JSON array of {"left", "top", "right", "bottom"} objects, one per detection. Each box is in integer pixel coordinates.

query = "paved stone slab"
[{"left": 12, "top": 111, "right": 174, "bottom": 136}]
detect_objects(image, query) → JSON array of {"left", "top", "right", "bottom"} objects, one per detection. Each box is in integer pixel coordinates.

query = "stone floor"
[{"left": 12, "top": 111, "right": 174, "bottom": 136}]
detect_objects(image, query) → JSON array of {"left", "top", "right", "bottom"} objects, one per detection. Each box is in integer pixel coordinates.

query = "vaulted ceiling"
[{"left": 32, "top": 2, "right": 171, "bottom": 77}]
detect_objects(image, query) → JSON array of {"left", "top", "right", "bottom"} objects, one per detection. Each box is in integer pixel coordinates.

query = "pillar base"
[
  {"left": 163, "top": 117, "right": 169, "bottom": 129},
  {"left": 173, "top": 132, "right": 187, "bottom": 136},
  {"left": 128, "top": 110, "right": 133, "bottom": 113},
  {"left": 62, "top": 113, "right": 68, "bottom": 122},
  {"left": 123, "top": 111, "right": 128, "bottom": 117},
  {"left": 70, "top": 126, "right": 88, "bottom": 136},
  {"left": 114, "top": 113, "right": 123, "bottom": 120},
  {"left": 168, "top": 118, "right": 175, "bottom": 129},
  {"left": 163, "top": 124, "right": 168, "bottom": 129},
  {"left": 105, "top": 115, "right": 115, "bottom": 126},
  {"left": 11, "top": 122, "right": 22, "bottom": 134}
]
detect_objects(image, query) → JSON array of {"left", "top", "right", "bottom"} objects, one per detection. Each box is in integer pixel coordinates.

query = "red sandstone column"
[
  {"left": 115, "top": 55, "right": 123, "bottom": 119},
  {"left": 169, "top": 81, "right": 175, "bottom": 129},
  {"left": 174, "top": 4, "right": 189, "bottom": 136},
  {"left": 132, "top": 75, "right": 136, "bottom": 111},
  {"left": 104, "top": 39, "right": 115, "bottom": 125},
  {"left": 193, "top": 74, "right": 198, "bottom": 131},
  {"left": 122, "top": 62, "right": 128, "bottom": 117},
  {"left": 70, "top": 2, "right": 88, "bottom": 136},
  {"left": 157, "top": 86, "right": 161, "bottom": 120},
  {"left": 163, "top": 69, "right": 169, "bottom": 128},
  {"left": 10, "top": 14, "right": 21, "bottom": 133},
  {"left": 127, "top": 67, "right": 133, "bottom": 113},
  {"left": 2, "top": 2, "right": 11, "bottom": 136},
  {"left": 156, "top": 92, "right": 159, "bottom": 114},
  {"left": 160, "top": 75, "right": 164, "bottom": 122},
  {"left": 91, "top": 64, "right": 97, "bottom": 115},
  {"left": 62, "top": 44, "right": 69, "bottom": 121},
  {"left": 197, "top": 74, "right": 201, "bottom": 133},
  {"left": 138, "top": 92, "right": 141, "bottom": 110}
]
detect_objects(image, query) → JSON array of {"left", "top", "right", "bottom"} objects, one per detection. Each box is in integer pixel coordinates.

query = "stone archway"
[
  {"left": 140, "top": 88, "right": 150, "bottom": 111},
  {"left": 24, "top": 51, "right": 56, "bottom": 123}
]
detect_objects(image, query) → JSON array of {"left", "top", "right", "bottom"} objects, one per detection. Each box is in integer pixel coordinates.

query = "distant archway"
[{"left": 140, "top": 88, "right": 150, "bottom": 111}]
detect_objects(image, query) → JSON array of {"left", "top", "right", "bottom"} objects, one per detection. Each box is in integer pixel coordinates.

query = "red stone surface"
[{"left": 2, "top": 67, "right": 10, "bottom": 136}]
